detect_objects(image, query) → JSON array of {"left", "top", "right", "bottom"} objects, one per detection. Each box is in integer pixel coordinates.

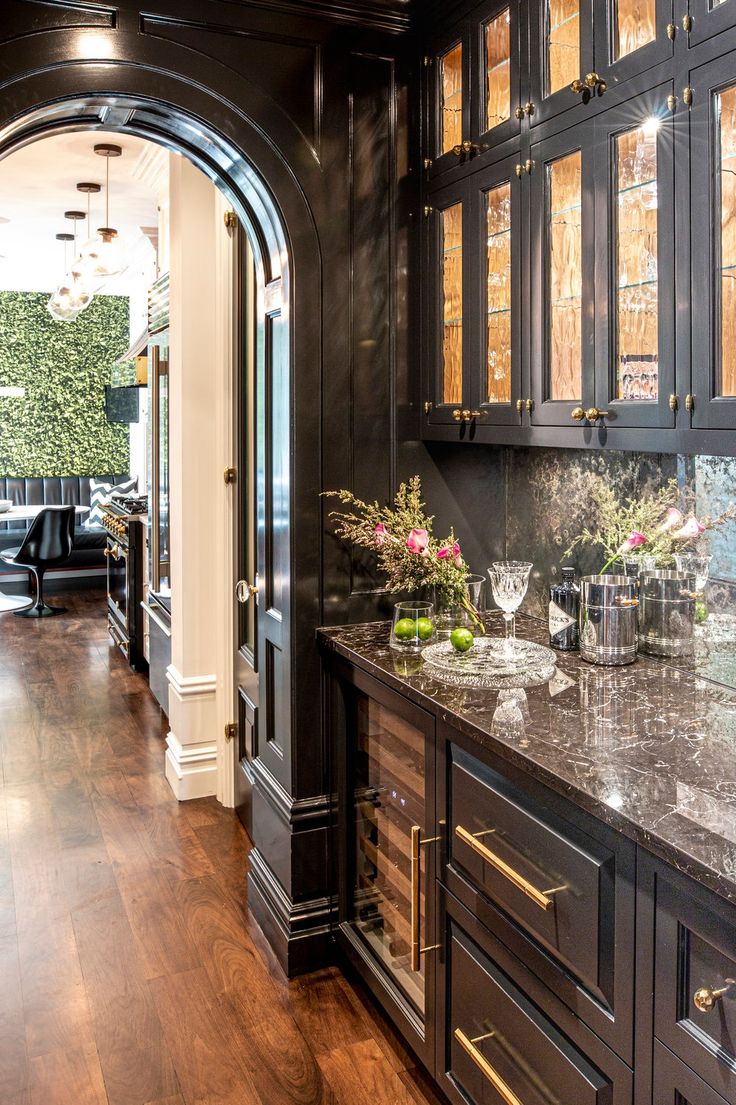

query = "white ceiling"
[{"left": 0, "top": 131, "right": 162, "bottom": 295}]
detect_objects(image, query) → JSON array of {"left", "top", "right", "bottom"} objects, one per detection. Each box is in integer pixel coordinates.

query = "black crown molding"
[{"left": 223, "top": 0, "right": 411, "bottom": 33}]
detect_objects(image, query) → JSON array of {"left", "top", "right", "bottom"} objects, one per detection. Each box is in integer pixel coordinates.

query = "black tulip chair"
[{"left": 0, "top": 506, "right": 76, "bottom": 617}]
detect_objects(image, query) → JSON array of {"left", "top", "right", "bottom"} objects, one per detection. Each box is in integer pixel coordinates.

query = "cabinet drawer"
[
  {"left": 438, "top": 893, "right": 632, "bottom": 1105},
  {"left": 653, "top": 862, "right": 736, "bottom": 1100},
  {"left": 448, "top": 743, "right": 618, "bottom": 1007},
  {"left": 653, "top": 1041, "right": 730, "bottom": 1105}
]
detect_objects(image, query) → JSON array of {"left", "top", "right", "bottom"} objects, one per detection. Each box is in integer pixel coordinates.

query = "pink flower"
[
  {"left": 657, "top": 507, "right": 683, "bottom": 533},
  {"left": 674, "top": 517, "right": 706, "bottom": 540},
  {"left": 406, "top": 527, "right": 429, "bottom": 555},
  {"left": 373, "top": 523, "right": 388, "bottom": 547},
  {"left": 437, "top": 540, "right": 462, "bottom": 567},
  {"left": 618, "top": 531, "right": 648, "bottom": 554}
]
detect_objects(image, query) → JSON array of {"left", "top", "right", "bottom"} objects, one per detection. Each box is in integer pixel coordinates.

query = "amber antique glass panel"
[
  {"left": 485, "top": 9, "right": 511, "bottom": 131},
  {"left": 719, "top": 85, "right": 736, "bottom": 396},
  {"left": 353, "top": 695, "right": 426, "bottom": 1014},
  {"left": 487, "top": 183, "right": 512, "bottom": 403},
  {"left": 548, "top": 151, "right": 582, "bottom": 401},
  {"left": 547, "top": 0, "right": 580, "bottom": 96},
  {"left": 440, "top": 44, "right": 463, "bottom": 154},
  {"left": 614, "top": 0, "right": 656, "bottom": 60},
  {"left": 616, "top": 124, "right": 658, "bottom": 401},
  {"left": 442, "top": 203, "right": 463, "bottom": 405}
]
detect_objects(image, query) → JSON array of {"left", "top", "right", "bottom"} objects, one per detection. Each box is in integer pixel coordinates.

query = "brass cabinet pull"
[
  {"left": 410, "top": 826, "right": 440, "bottom": 971},
  {"left": 571, "top": 72, "right": 606, "bottom": 99},
  {"left": 455, "top": 824, "right": 566, "bottom": 911},
  {"left": 524, "top": 101, "right": 535, "bottom": 116},
  {"left": 452, "top": 409, "right": 481, "bottom": 424},
  {"left": 694, "top": 979, "right": 735, "bottom": 1013},
  {"left": 571, "top": 406, "right": 608, "bottom": 422},
  {"left": 452, "top": 408, "right": 464, "bottom": 422},
  {"left": 455, "top": 1029, "right": 524, "bottom": 1105},
  {"left": 571, "top": 406, "right": 586, "bottom": 421},
  {"left": 514, "top": 106, "right": 524, "bottom": 120}
]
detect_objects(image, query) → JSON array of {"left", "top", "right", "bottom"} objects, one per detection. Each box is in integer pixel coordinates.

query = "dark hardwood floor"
[{"left": 0, "top": 588, "right": 439, "bottom": 1105}]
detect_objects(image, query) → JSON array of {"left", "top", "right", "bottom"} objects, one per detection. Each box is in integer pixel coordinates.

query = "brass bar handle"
[
  {"left": 455, "top": 824, "right": 564, "bottom": 911},
  {"left": 694, "top": 979, "right": 735, "bottom": 1013},
  {"left": 411, "top": 825, "right": 440, "bottom": 972},
  {"left": 454, "top": 1029, "right": 525, "bottom": 1105}
]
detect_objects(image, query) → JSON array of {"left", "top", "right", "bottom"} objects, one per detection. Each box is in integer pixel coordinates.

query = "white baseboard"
[
  {"left": 165, "top": 732, "right": 218, "bottom": 800},
  {"left": 164, "top": 664, "right": 218, "bottom": 800}
]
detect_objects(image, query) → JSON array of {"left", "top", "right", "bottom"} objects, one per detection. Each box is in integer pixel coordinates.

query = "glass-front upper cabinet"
[
  {"left": 592, "top": 84, "right": 676, "bottom": 429},
  {"left": 687, "top": 0, "right": 736, "bottom": 47},
  {"left": 528, "top": 1, "right": 672, "bottom": 131},
  {"left": 690, "top": 51, "right": 736, "bottom": 429},
  {"left": 426, "top": 4, "right": 522, "bottom": 182}
]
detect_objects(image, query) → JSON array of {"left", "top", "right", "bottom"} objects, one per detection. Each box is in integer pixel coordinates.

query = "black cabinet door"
[
  {"left": 652, "top": 1041, "right": 731, "bottom": 1105},
  {"left": 528, "top": 0, "right": 595, "bottom": 130},
  {"left": 594, "top": 0, "right": 674, "bottom": 90},
  {"left": 472, "top": 0, "right": 524, "bottom": 151},
  {"left": 592, "top": 77, "right": 677, "bottom": 429},
  {"left": 689, "top": 49, "right": 736, "bottom": 429},
  {"left": 529, "top": 121, "right": 597, "bottom": 426},
  {"left": 333, "top": 662, "right": 438, "bottom": 1071},
  {"left": 688, "top": 0, "right": 736, "bottom": 48},
  {"left": 426, "top": 22, "right": 473, "bottom": 182},
  {"left": 423, "top": 179, "right": 476, "bottom": 429}
]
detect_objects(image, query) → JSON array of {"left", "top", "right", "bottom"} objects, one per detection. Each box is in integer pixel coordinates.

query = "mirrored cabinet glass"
[
  {"left": 615, "top": 122, "right": 659, "bottom": 402},
  {"left": 442, "top": 202, "right": 463, "bottom": 406},
  {"left": 440, "top": 43, "right": 463, "bottom": 155}
]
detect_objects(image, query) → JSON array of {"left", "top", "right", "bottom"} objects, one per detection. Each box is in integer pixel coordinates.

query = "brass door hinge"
[
  {"left": 667, "top": 94, "right": 678, "bottom": 111},
  {"left": 424, "top": 400, "right": 433, "bottom": 415},
  {"left": 224, "top": 722, "right": 238, "bottom": 743},
  {"left": 685, "top": 393, "right": 695, "bottom": 412},
  {"left": 423, "top": 55, "right": 431, "bottom": 67},
  {"left": 515, "top": 398, "right": 523, "bottom": 414},
  {"left": 224, "top": 211, "right": 238, "bottom": 231},
  {"left": 684, "top": 86, "right": 693, "bottom": 106},
  {"left": 423, "top": 205, "right": 433, "bottom": 217},
  {"left": 525, "top": 398, "right": 534, "bottom": 413},
  {"left": 682, "top": 14, "right": 693, "bottom": 32},
  {"left": 669, "top": 393, "right": 679, "bottom": 411},
  {"left": 423, "top": 157, "right": 433, "bottom": 169},
  {"left": 667, "top": 21, "right": 676, "bottom": 38},
  {"left": 223, "top": 466, "right": 237, "bottom": 485}
]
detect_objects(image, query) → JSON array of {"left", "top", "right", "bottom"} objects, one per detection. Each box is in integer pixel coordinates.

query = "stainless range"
[{"left": 101, "top": 499, "right": 147, "bottom": 671}]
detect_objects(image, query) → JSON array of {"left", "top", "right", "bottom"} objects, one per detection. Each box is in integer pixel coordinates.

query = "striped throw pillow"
[{"left": 84, "top": 477, "right": 137, "bottom": 529}]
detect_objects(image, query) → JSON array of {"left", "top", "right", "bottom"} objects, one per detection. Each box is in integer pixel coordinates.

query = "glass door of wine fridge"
[{"left": 338, "top": 668, "right": 437, "bottom": 1068}]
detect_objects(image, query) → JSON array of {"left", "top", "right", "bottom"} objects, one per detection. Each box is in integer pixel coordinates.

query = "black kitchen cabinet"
[{"left": 420, "top": 0, "right": 736, "bottom": 453}]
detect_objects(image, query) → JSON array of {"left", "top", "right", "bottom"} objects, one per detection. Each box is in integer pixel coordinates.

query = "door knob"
[
  {"left": 235, "top": 579, "right": 258, "bottom": 603},
  {"left": 694, "top": 980, "right": 735, "bottom": 1013}
]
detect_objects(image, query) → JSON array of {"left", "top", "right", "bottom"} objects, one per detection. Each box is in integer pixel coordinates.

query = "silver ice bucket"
[
  {"left": 579, "top": 575, "right": 638, "bottom": 666},
  {"left": 638, "top": 569, "right": 696, "bottom": 657}
]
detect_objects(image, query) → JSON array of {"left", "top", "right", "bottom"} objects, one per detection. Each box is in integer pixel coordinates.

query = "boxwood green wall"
[{"left": 0, "top": 291, "right": 130, "bottom": 477}]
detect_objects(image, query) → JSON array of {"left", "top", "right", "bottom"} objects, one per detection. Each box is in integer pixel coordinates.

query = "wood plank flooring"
[{"left": 0, "top": 588, "right": 440, "bottom": 1105}]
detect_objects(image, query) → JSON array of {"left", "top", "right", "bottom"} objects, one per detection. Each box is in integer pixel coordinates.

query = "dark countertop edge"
[{"left": 317, "top": 624, "right": 736, "bottom": 908}]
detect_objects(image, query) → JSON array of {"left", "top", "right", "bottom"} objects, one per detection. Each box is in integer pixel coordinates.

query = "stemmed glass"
[{"left": 487, "top": 561, "right": 532, "bottom": 656}]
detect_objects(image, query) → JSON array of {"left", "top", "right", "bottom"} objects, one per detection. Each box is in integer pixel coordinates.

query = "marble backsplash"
[{"left": 501, "top": 448, "right": 736, "bottom": 619}]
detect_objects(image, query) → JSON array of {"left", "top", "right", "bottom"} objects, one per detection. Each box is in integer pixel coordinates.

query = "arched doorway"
[{"left": 0, "top": 63, "right": 324, "bottom": 969}]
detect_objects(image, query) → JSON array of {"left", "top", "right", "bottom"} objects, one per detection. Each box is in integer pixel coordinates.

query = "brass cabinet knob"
[
  {"left": 571, "top": 406, "right": 586, "bottom": 421},
  {"left": 585, "top": 407, "right": 609, "bottom": 421},
  {"left": 452, "top": 408, "right": 463, "bottom": 422},
  {"left": 570, "top": 78, "right": 585, "bottom": 95},
  {"left": 514, "top": 105, "right": 524, "bottom": 120},
  {"left": 524, "top": 101, "right": 535, "bottom": 116},
  {"left": 694, "top": 981, "right": 735, "bottom": 1013}
]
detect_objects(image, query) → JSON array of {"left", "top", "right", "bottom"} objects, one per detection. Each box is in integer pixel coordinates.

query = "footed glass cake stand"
[{"left": 421, "top": 637, "right": 556, "bottom": 690}]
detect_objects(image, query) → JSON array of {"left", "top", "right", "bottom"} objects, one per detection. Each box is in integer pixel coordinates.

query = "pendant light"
[
  {"left": 47, "top": 211, "right": 94, "bottom": 322},
  {"left": 72, "top": 144, "right": 127, "bottom": 286},
  {"left": 47, "top": 231, "right": 79, "bottom": 322}
]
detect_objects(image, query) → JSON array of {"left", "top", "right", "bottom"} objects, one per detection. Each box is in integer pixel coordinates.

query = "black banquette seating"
[{"left": 0, "top": 475, "right": 133, "bottom": 574}]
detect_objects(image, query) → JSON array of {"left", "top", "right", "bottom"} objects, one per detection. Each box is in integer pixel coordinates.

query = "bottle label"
[{"left": 549, "top": 601, "right": 576, "bottom": 636}]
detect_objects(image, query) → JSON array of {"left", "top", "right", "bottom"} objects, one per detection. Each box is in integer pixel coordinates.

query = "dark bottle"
[{"left": 549, "top": 567, "right": 580, "bottom": 651}]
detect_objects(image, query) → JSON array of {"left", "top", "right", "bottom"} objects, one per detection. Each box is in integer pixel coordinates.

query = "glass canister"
[
  {"left": 638, "top": 569, "right": 696, "bottom": 657},
  {"left": 579, "top": 575, "right": 639, "bottom": 666}
]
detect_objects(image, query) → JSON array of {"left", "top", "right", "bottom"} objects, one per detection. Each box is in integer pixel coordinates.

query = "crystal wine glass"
[{"left": 487, "top": 561, "right": 532, "bottom": 655}]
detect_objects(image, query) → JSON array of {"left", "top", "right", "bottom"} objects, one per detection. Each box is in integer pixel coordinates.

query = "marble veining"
[{"left": 319, "top": 613, "right": 736, "bottom": 905}]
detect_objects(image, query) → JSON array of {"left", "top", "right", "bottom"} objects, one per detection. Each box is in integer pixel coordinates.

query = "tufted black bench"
[{"left": 0, "top": 475, "right": 134, "bottom": 574}]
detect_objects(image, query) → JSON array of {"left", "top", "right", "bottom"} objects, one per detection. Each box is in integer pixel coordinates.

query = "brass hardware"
[
  {"left": 571, "top": 406, "right": 586, "bottom": 421},
  {"left": 462, "top": 139, "right": 473, "bottom": 153},
  {"left": 455, "top": 824, "right": 566, "bottom": 910},
  {"left": 667, "top": 94, "right": 678, "bottom": 111},
  {"left": 468, "top": 409, "right": 482, "bottom": 420},
  {"left": 682, "top": 14, "right": 692, "bottom": 31},
  {"left": 515, "top": 398, "right": 524, "bottom": 414},
  {"left": 411, "top": 826, "right": 440, "bottom": 971},
  {"left": 570, "top": 78, "right": 585, "bottom": 95},
  {"left": 525, "top": 398, "right": 534, "bottom": 413},
  {"left": 104, "top": 547, "right": 111, "bottom": 557},
  {"left": 424, "top": 400, "right": 433, "bottom": 415},
  {"left": 454, "top": 1030, "right": 524, "bottom": 1105},
  {"left": 667, "top": 21, "right": 676, "bottom": 38},
  {"left": 452, "top": 408, "right": 482, "bottom": 424},
  {"left": 514, "top": 105, "right": 524, "bottom": 120},
  {"left": 524, "top": 101, "right": 535, "bottom": 116},
  {"left": 684, "top": 86, "right": 693, "bottom": 106},
  {"left": 694, "top": 980, "right": 735, "bottom": 1013},
  {"left": 524, "top": 159, "right": 533, "bottom": 174},
  {"left": 235, "top": 579, "right": 258, "bottom": 604},
  {"left": 669, "top": 394, "right": 679, "bottom": 411},
  {"left": 423, "top": 205, "right": 433, "bottom": 217},
  {"left": 223, "top": 466, "right": 237, "bottom": 485},
  {"left": 223, "top": 211, "right": 238, "bottom": 231},
  {"left": 452, "top": 140, "right": 479, "bottom": 159},
  {"left": 423, "top": 157, "right": 432, "bottom": 169},
  {"left": 586, "top": 406, "right": 609, "bottom": 421},
  {"left": 515, "top": 163, "right": 523, "bottom": 178},
  {"left": 452, "top": 408, "right": 464, "bottom": 422},
  {"left": 584, "top": 72, "right": 599, "bottom": 87},
  {"left": 461, "top": 408, "right": 472, "bottom": 421},
  {"left": 685, "top": 393, "right": 694, "bottom": 411},
  {"left": 423, "top": 55, "right": 431, "bottom": 66},
  {"left": 224, "top": 722, "right": 238, "bottom": 743}
]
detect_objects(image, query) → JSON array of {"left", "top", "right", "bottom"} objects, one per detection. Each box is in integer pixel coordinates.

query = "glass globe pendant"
[{"left": 72, "top": 144, "right": 127, "bottom": 285}]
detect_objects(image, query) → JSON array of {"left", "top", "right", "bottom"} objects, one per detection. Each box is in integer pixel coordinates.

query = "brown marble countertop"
[{"left": 318, "top": 613, "right": 736, "bottom": 907}]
